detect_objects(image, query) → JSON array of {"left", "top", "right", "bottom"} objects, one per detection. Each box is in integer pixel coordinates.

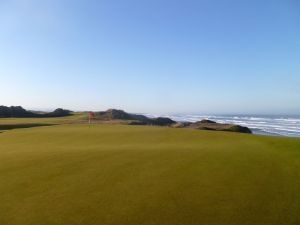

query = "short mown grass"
[{"left": 0, "top": 124, "right": 300, "bottom": 225}]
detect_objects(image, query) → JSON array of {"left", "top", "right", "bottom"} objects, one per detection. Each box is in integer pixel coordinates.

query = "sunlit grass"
[{"left": 0, "top": 124, "right": 300, "bottom": 225}]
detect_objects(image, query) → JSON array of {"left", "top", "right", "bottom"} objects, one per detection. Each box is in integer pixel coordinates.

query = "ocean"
[{"left": 145, "top": 114, "right": 300, "bottom": 137}]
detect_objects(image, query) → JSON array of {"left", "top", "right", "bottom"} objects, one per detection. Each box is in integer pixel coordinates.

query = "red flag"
[
  {"left": 88, "top": 111, "right": 95, "bottom": 119},
  {"left": 88, "top": 112, "right": 95, "bottom": 124}
]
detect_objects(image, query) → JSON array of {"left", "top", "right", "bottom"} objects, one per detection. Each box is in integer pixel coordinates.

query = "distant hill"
[
  {"left": 0, "top": 106, "right": 251, "bottom": 133},
  {"left": 0, "top": 106, "right": 71, "bottom": 118},
  {"left": 91, "top": 109, "right": 251, "bottom": 133},
  {"left": 46, "top": 108, "right": 72, "bottom": 117},
  {"left": 94, "top": 109, "right": 176, "bottom": 126}
]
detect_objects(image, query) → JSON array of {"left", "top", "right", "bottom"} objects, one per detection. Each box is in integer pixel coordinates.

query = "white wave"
[{"left": 163, "top": 114, "right": 300, "bottom": 137}]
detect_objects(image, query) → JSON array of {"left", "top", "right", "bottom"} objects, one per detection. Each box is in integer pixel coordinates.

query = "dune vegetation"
[{"left": 0, "top": 121, "right": 300, "bottom": 225}]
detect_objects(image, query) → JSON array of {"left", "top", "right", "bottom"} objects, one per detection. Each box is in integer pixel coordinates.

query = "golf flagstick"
[{"left": 88, "top": 112, "right": 95, "bottom": 124}]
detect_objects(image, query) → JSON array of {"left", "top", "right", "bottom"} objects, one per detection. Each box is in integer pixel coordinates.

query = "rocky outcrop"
[
  {"left": 226, "top": 125, "right": 252, "bottom": 133},
  {"left": 188, "top": 119, "right": 252, "bottom": 133},
  {"left": 151, "top": 117, "right": 176, "bottom": 126},
  {"left": 197, "top": 119, "right": 216, "bottom": 124}
]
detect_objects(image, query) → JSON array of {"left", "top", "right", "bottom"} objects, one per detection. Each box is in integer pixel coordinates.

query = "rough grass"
[
  {"left": 0, "top": 123, "right": 54, "bottom": 130},
  {"left": 0, "top": 112, "right": 85, "bottom": 125},
  {"left": 0, "top": 124, "right": 300, "bottom": 225}
]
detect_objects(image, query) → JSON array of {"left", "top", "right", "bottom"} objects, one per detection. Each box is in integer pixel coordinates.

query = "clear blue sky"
[{"left": 1, "top": 0, "right": 299, "bottom": 114}]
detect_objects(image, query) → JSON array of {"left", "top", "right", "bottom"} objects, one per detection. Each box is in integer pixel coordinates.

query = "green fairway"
[{"left": 1, "top": 124, "right": 300, "bottom": 225}]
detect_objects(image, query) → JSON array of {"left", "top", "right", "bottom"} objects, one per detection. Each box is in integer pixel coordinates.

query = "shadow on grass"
[{"left": 0, "top": 123, "right": 56, "bottom": 131}]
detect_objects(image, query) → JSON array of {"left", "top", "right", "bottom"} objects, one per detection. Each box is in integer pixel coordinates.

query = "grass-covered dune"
[{"left": 1, "top": 124, "right": 300, "bottom": 225}]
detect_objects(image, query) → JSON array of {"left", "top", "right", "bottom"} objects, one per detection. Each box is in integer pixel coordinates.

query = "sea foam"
[{"left": 148, "top": 114, "right": 300, "bottom": 137}]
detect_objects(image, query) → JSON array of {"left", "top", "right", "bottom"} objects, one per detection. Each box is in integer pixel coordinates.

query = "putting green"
[{"left": 0, "top": 124, "right": 300, "bottom": 225}]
